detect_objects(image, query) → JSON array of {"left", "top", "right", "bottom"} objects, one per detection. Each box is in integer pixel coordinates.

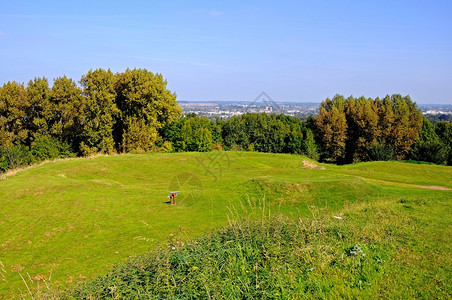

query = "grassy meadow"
[{"left": 0, "top": 152, "right": 451, "bottom": 298}]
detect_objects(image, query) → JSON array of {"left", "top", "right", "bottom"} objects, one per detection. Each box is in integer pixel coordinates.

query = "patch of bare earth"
[
  {"left": 302, "top": 160, "right": 325, "bottom": 170},
  {"left": 415, "top": 185, "right": 451, "bottom": 191}
]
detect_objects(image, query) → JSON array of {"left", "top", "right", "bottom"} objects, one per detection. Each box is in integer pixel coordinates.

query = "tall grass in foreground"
[{"left": 48, "top": 196, "right": 451, "bottom": 299}]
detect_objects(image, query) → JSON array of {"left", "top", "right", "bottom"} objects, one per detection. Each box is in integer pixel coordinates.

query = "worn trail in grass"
[{"left": 0, "top": 152, "right": 451, "bottom": 298}]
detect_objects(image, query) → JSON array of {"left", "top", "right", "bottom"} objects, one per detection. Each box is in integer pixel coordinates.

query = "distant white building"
[{"left": 425, "top": 110, "right": 452, "bottom": 115}]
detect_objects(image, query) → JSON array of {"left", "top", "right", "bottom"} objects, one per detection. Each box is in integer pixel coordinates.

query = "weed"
[{"left": 347, "top": 245, "right": 365, "bottom": 257}]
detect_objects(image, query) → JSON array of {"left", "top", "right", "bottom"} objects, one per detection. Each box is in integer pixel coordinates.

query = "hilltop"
[{"left": 0, "top": 152, "right": 450, "bottom": 298}]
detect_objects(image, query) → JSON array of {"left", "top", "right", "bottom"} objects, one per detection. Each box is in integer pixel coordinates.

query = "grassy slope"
[
  {"left": 67, "top": 198, "right": 451, "bottom": 299},
  {"left": 0, "top": 152, "right": 450, "bottom": 298}
]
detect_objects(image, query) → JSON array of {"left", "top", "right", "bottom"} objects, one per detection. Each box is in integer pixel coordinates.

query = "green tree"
[
  {"left": 0, "top": 144, "right": 33, "bottom": 172},
  {"left": 315, "top": 94, "right": 422, "bottom": 163},
  {"left": 193, "top": 127, "right": 213, "bottom": 152},
  {"left": 315, "top": 95, "right": 348, "bottom": 163},
  {"left": 25, "top": 77, "right": 51, "bottom": 143},
  {"left": 262, "top": 115, "right": 290, "bottom": 153},
  {"left": 0, "top": 82, "right": 28, "bottom": 148},
  {"left": 387, "top": 95, "right": 423, "bottom": 159},
  {"left": 180, "top": 121, "right": 194, "bottom": 151},
  {"left": 80, "top": 69, "right": 118, "bottom": 155},
  {"left": 30, "top": 136, "right": 75, "bottom": 161},
  {"left": 49, "top": 76, "right": 86, "bottom": 152},
  {"left": 410, "top": 118, "right": 447, "bottom": 165},
  {"left": 376, "top": 96, "right": 395, "bottom": 143},
  {"left": 345, "top": 96, "right": 379, "bottom": 162},
  {"left": 373, "top": 96, "right": 396, "bottom": 160},
  {"left": 122, "top": 117, "right": 159, "bottom": 153},
  {"left": 369, "top": 143, "right": 394, "bottom": 161},
  {"left": 220, "top": 113, "right": 301, "bottom": 154},
  {"left": 434, "top": 122, "right": 452, "bottom": 165},
  {"left": 160, "top": 120, "right": 186, "bottom": 152},
  {"left": 221, "top": 115, "right": 249, "bottom": 150},
  {"left": 302, "top": 128, "right": 319, "bottom": 160},
  {"left": 114, "top": 69, "right": 181, "bottom": 152},
  {"left": 159, "top": 141, "right": 173, "bottom": 153},
  {"left": 161, "top": 114, "right": 222, "bottom": 152},
  {"left": 285, "top": 129, "right": 303, "bottom": 154}
]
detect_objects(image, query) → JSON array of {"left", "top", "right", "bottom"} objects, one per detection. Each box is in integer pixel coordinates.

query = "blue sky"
[{"left": 1, "top": 1, "right": 451, "bottom": 104}]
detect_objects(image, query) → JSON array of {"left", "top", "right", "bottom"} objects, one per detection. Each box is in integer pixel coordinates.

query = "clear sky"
[{"left": 1, "top": 0, "right": 451, "bottom": 104}]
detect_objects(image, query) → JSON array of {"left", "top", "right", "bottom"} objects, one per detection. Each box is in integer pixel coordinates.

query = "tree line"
[
  {"left": 160, "top": 113, "right": 319, "bottom": 160},
  {"left": 315, "top": 94, "right": 450, "bottom": 165},
  {"left": 1, "top": 69, "right": 450, "bottom": 172},
  {"left": 0, "top": 68, "right": 180, "bottom": 171}
]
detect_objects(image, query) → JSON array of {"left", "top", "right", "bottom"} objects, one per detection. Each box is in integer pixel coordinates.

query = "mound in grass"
[{"left": 58, "top": 198, "right": 450, "bottom": 299}]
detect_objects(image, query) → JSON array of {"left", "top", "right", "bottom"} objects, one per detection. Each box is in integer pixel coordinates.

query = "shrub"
[
  {"left": 122, "top": 117, "right": 160, "bottom": 153},
  {"left": 409, "top": 118, "right": 447, "bottom": 165},
  {"left": 31, "top": 137, "right": 75, "bottom": 161},
  {"left": 370, "top": 143, "right": 394, "bottom": 161},
  {"left": 79, "top": 142, "right": 98, "bottom": 157},
  {"left": 159, "top": 141, "right": 173, "bottom": 153},
  {"left": 192, "top": 127, "right": 213, "bottom": 152},
  {"left": 302, "top": 128, "right": 319, "bottom": 160},
  {"left": 212, "top": 142, "right": 223, "bottom": 151},
  {"left": 0, "top": 144, "right": 33, "bottom": 172},
  {"left": 409, "top": 141, "right": 447, "bottom": 165}
]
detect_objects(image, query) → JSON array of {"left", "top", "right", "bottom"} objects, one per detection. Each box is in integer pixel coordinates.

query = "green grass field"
[{"left": 0, "top": 152, "right": 451, "bottom": 298}]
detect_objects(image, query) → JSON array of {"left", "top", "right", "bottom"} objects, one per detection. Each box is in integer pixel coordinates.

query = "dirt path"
[{"left": 413, "top": 185, "right": 451, "bottom": 191}]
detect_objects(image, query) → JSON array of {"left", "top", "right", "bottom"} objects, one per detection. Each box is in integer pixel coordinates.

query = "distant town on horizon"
[{"left": 178, "top": 100, "right": 452, "bottom": 120}]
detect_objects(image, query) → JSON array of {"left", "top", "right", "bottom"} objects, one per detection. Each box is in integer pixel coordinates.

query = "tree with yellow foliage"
[{"left": 316, "top": 95, "right": 348, "bottom": 163}]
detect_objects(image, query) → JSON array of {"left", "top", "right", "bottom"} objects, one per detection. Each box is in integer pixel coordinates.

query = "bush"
[
  {"left": 79, "top": 142, "right": 98, "bottom": 157},
  {"left": 0, "top": 138, "right": 76, "bottom": 173},
  {"left": 192, "top": 127, "right": 213, "bottom": 152},
  {"left": 370, "top": 143, "right": 394, "bottom": 161},
  {"left": 0, "top": 144, "right": 34, "bottom": 172},
  {"left": 159, "top": 141, "right": 173, "bottom": 153},
  {"left": 31, "top": 137, "right": 75, "bottom": 161},
  {"left": 409, "top": 141, "right": 447, "bottom": 165},
  {"left": 408, "top": 118, "right": 447, "bottom": 165},
  {"left": 302, "top": 129, "right": 319, "bottom": 160},
  {"left": 212, "top": 142, "right": 223, "bottom": 151},
  {"left": 434, "top": 122, "right": 452, "bottom": 165},
  {"left": 122, "top": 118, "right": 160, "bottom": 153}
]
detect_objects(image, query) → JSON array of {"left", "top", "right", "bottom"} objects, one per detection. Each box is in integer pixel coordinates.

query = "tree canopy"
[
  {"left": 0, "top": 68, "right": 181, "bottom": 156},
  {"left": 315, "top": 94, "right": 423, "bottom": 163}
]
